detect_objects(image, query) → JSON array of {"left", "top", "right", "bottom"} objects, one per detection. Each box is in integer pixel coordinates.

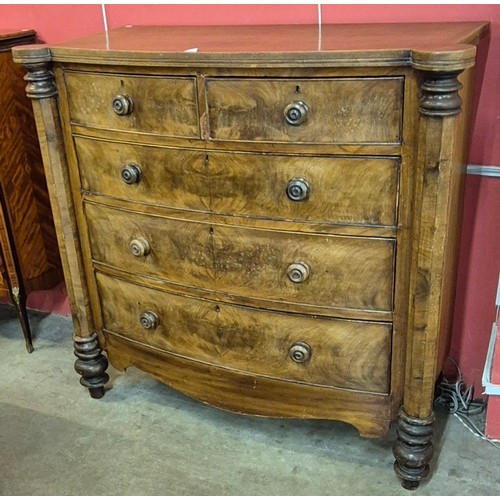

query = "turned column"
[
  {"left": 13, "top": 46, "right": 109, "bottom": 398},
  {"left": 394, "top": 48, "right": 476, "bottom": 489}
]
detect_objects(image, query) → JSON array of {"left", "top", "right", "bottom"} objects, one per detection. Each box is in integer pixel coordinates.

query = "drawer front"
[
  {"left": 64, "top": 71, "right": 199, "bottom": 137},
  {"left": 86, "top": 203, "right": 394, "bottom": 313},
  {"left": 76, "top": 136, "right": 399, "bottom": 227},
  {"left": 97, "top": 273, "right": 391, "bottom": 393},
  {"left": 206, "top": 78, "right": 403, "bottom": 144},
  {"left": 75, "top": 137, "right": 210, "bottom": 212},
  {"left": 85, "top": 203, "right": 214, "bottom": 290},
  {"left": 209, "top": 152, "right": 399, "bottom": 226},
  {"left": 213, "top": 225, "right": 395, "bottom": 313}
]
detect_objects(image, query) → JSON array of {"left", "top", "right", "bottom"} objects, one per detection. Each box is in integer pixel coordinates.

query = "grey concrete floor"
[{"left": 0, "top": 304, "right": 499, "bottom": 496}]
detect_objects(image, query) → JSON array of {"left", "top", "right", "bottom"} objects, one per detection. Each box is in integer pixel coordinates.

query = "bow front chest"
[{"left": 13, "top": 22, "right": 489, "bottom": 488}]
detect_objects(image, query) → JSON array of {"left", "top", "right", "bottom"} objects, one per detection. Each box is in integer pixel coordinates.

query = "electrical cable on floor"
[{"left": 435, "top": 357, "right": 500, "bottom": 449}]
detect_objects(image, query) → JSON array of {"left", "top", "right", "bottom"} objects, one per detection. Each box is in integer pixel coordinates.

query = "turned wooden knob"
[
  {"left": 287, "top": 262, "right": 310, "bottom": 283},
  {"left": 121, "top": 163, "right": 141, "bottom": 184},
  {"left": 130, "top": 237, "right": 150, "bottom": 257},
  {"left": 286, "top": 178, "right": 310, "bottom": 201},
  {"left": 289, "top": 342, "right": 312, "bottom": 363},
  {"left": 112, "top": 94, "right": 134, "bottom": 115},
  {"left": 140, "top": 310, "right": 159, "bottom": 330},
  {"left": 284, "top": 100, "right": 309, "bottom": 126}
]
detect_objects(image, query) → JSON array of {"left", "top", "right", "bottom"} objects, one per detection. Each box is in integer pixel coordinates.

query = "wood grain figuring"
[
  {"left": 206, "top": 78, "right": 403, "bottom": 144},
  {"left": 0, "top": 31, "right": 63, "bottom": 351},
  {"left": 12, "top": 23, "right": 489, "bottom": 488},
  {"left": 64, "top": 71, "right": 199, "bottom": 137},
  {"left": 85, "top": 202, "right": 395, "bottom": 314},
  {"left": 75, "top": 135, "right": 400, "bottom": 226},
  {"left": 212, "top": 224, "right": 395, "bottom": 313},
  {"left": 0, "top": 48, "right": 62, "bottom": 293},
  {"left": 75, "top": 136, "right": 210, "bottom": 212},
  {"left": 84, "top": 202, "right": 215, "bottom": 289},
  {"left": 97, "top": 273, "right": 391, "bottom": 393},
  {"left": 404, "top": 90, "right": 467, "bottom": 418},
  {"left": 434, "top": 68, "right": 474, "bottom": 378},
  {"left": 84, "top": 193, "right": 398, "bottom": 240},
  {"left": 106, "top": 331, "right": 391, "bottom": 437},
  {"left": 208, "top": 152, "right": 400, "bottom": 226},
  {"left": 29, "top": 84, "right": 95, "bottom": 337}
]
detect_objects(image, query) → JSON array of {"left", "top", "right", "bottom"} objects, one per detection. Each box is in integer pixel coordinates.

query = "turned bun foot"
[
  {"left": 89, "top": 386, "right": 106, "bottom": 399},
  {"left": 402, "top": 479, "right": 420, "bottom": 490},
  {"left": 393, "top": 408, "right": 435, "bottom": 489},
  {"left": 74, "top": 333, "right": 110, "bottom": 398}
]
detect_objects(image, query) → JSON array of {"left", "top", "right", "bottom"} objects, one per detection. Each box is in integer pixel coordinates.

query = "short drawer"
[
  {"left": 64, "top": 71, "right": 199, "bottom": 137},
  {"left": 85, "top": 203, "right": 395, "bottom": 314},
  {"left": 206, "top": 77, "right": 403, "bottom": 144},
  {"left": 76, "top": 136, "right": 399, "bottom": 227},
  {"left": 97, "top": 273, "right": 391, "bottom": 394}
]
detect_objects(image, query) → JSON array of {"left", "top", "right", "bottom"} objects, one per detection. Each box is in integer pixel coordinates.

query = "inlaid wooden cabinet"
[
  {"left": 0, "top": 29, "right": 62, "bottom": 351},
  {"left": 13, "top": 22, "right": 489, "bottom": 488}
]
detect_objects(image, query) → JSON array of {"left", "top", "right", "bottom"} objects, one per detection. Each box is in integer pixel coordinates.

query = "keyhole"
[{"left": 295, "top": 85, "right": 301, "bottom": 94}]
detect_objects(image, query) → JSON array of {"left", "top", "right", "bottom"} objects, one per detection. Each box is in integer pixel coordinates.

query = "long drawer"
[
  {"left": 85, "top": 202, "right": 395, "bottom": 313},
  {"left": 206, "top": 77, "right": 403, "bottom": 144},
  {"left": 64, "top": 71, "right": 199, "bottom": 137},
  {"left": 97, "top": 272, "right": 392, "bottom": 394},
  {"left": 76, "top": 136, "right": 400, "bottom": 227}
]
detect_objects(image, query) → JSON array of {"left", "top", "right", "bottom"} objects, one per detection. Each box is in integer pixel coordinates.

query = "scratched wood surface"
[
  {"left": 76, "top": 136, "right": 400, "bottom": 227},
  {"left": 64, "top": 71, "right": 199, "bottom": 137},
  {"left": 29, "top": 23, "right": 488, "bottom": 70},
  {"left": 207, "top": 152, "right": 399, "bottom": 226},
  {"left": 206, "top": 77, "right": 403, "bottom": 144},
  {"left": 75, "top": 136, "right": 210, "bottom": 212},
  {"left": 97, "top": 272, "right": 391, "bottom": 393},
  {"left": 11, "top": 24, "right": 488, "bottom": 462},
  {"left": 106, "top": 332, "right": 392, "bottom": 437},
  {"left": 85, "top": 201, "right": 395, "bottom": 314}
]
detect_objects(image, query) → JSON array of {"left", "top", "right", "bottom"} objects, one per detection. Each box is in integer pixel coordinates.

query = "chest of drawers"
[{"left": 13, "top": 22, "right": 489, "bottom": 489}]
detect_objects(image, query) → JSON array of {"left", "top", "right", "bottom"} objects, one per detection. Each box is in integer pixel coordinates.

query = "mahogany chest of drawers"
[{"left": 13, "top": 22, "right": 489, "bottom": 488}]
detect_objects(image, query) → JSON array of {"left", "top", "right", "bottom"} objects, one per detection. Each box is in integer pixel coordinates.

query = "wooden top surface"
[
  {"left": 0, "top": 29, "right": 35, "bottom": 40},
  {"left": 12, "top": 22, "right": 489, "bottom": 69},
  {"left": 0, "top": 29, "right": 36, "bottom": 51}
]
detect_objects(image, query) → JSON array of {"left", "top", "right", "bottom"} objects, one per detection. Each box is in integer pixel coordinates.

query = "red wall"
[{"left": 1, "top": 4, "right": 499, "bottom": 392}]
